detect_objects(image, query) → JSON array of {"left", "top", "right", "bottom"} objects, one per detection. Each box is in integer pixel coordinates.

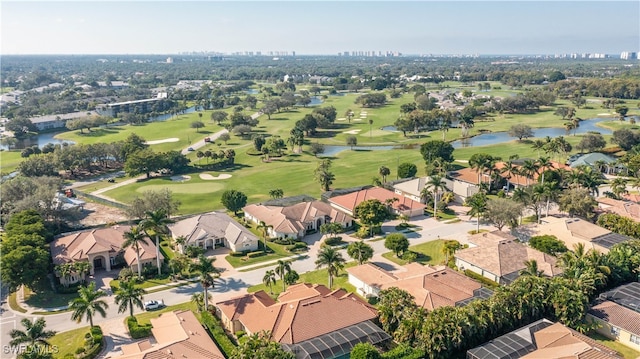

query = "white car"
[{"left": 144, "top": 300, "right": 164, "bottom": 311}]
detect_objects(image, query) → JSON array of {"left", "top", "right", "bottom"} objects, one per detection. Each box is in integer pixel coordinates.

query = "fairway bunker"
[
  {"left": 145, "top": 137, "right": 180, "bottom": 145},
  {"left": 199, "top": 173, "right": 232, "bottom": 180}
]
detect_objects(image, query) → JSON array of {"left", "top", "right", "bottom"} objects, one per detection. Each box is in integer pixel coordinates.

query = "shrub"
[
  {"left": 235, "top": 330, "right": 246, "bottom": 338},
  {"left": 200, "top": 311, "right": 237, "bottom": 357},
  {"left": 118, "top": 268, "right": 134, "bottom": 281},
  {"left": 247, "top": 251, "right": 265, "bottom": 258},
  {"left": 230, "top": 251, "right": 245, "bottom": 257},
  {"left": 324, "top": 237, "right": 343, "bottom": 246},
  {"left": 381, "top": 344, "right": 425, "bottom": 359},
  {"left": 402, "top": 251, "right": 417, "bottom": 263},
  {"left": 126, "top": 316, "right": 152, "bottom": 339},
  {"left": 75, "top": 347, "right": 86, "bottom": 355},
  {"left": 464, "top": 269, "right": 500, "bottom": 289},
  {"left": 351, "top": 342, "right": 381, "bottom": 359},
  {"left": 185, "top": 245, "right": 205, "bottom": 258}
]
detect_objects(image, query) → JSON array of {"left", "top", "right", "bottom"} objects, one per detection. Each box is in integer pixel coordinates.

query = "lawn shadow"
[{"left": 77, "top": 127, "right": 123, "bottom": 137}]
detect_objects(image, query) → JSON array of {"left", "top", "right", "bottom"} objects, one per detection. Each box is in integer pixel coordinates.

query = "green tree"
[
  {"left": 114, "top": 278, "right": 146, "bottom": 317},
  {"left": 377, "top": 287, "right": 417, "bottom": 334},
  {"left": 484, "top": 198, "right": 523, "bottom": 230},
  {"left": 347, "top": 241, "right": 374, "bottom": 265},
  {"left": 257, "top": 221, "right": 273, "bottom": 253},
  {"left": 220, "top": 190, "right": 248, "bottom": 216},
  {"left": 268, "top": 188, "right": 284, "bottom": 199},
  {"left": 124, "top": 148, "right": 163, "bottom": 178},
  {"left": 140, "top": 209, "right": 173, "bottom": 276},
  {"left": 346, "top": 135, "right": 358, "bottom": 150},
  {"left": 384, "top": 233, "right": 409, "bottom": 258},
  {"left": 558, "top": 188, "right": 597, "bottom": 219},
  {"left": 263, "top": 270, "right": 277, "bottom": 294},
  {"left": 190, "top": 121, "right": 204, "bottom": 132},
  {"left": 350, "top": 342, "right": 381, "bottom": 359},
  {"left": 442, "top": 240, "right": 462, "bottom": 264},
  {"left": 275, "top": 260, "right": 292, "bottom": 292},
  {"left": 320, "top": 222, "right": 343, "bottom": 239},
  {"left": 69, "top": 282, "right": 109, "bottom": 328},
  {"left": 378, "top": 166, "right": 390, "bottom": 183},
  {"left": 529, "top": 235, "right": 568, "bottom": 256},
  {"left": 120, "top": 133, "right": 148, "bottom": 161},
  {"left": 230, "top": 331, "right": 294, "bottom": 359},
  {"left": 190, "top": 255, "right": 220, "bottom": 312},
  {"left": 314, "top": 159, "right": 334, "bottom": 191},
  {"left": 465, "top": 192, "right": 487, "bottom": 233},
  {"left": 219, "top": 132, "right": 231, "bottom": 144},
  {"left": 0, "top": 246, "right": 50, "bottom": 291},
  {"left": 354, "top": 199, "right": 388, "bottom": 236},
  {"left": 520, "top": 259, "right": 544, "bottom": 277},
  {"left": 397, "top": 162, "right": 418, "bottom": 179},
  {"left": 420, "top": 140, "right": 454, "bottom": 164},
  {"left": 508, "top": 124, "right": 534, "bottom": 141},
  {"left": 315, "top": 246, "right": 346, "bottom": 289},
  {"left": 210, "top": 111, "right": 228, "bottom": 124},
  {"left": 122, "top": 226, "right": 149, "bottom": 277},
  {"left": 191, "top": 292, "right": 211, "bottom": 313},
  {"left": 426, "top": 175, "right": 447, "bottom": 218},
  {"left": 9, "top": 317, "right": 56, "bottom": 356}
]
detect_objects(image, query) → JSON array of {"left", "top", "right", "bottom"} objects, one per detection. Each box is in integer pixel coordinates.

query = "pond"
[
  {"left": 309, "top": 96, "right": 323, "bottom": 106},
  {"left": 1, "top": 132, "right": 75, "bottom": 150},
  {"left": 245, "top": 89, "right": 259, "bottom": 94},
  {"left": 320, "top": 145, "right": 395, "bottom": 157},
  {"left": 449, "top": 117, "right": 617, "bottom": 148}
]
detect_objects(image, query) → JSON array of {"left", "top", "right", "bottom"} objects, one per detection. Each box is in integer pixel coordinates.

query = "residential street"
[{"left": 0, "top": 213, "right": 489, "bottom": 357}]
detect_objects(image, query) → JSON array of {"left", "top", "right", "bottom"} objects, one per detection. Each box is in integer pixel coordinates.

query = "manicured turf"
[
  {"left": 589, "top": 332, "right": 640, "bottom": 359},
  {"left": 0, "top": 150, "right": 23, "bottom": 174},
  {"left": 8, "top": 292, "right": 27, "bottom": 313},
  {"left": 24, "top": 286, "right": 78, "bottom": 309},
  {"left": 382, "top": 239, "right": 445, "bottom": 266},
  {"left": 225, "top": 241, "right": 297, "bottom": 268},
  {"left": 49, "top": 326, "right": 90, "bottom": 359}
]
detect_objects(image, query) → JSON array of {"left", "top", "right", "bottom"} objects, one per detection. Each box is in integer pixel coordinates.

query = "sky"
[{"left": 1, "top": 1, "right": 639, "bottom": 55}]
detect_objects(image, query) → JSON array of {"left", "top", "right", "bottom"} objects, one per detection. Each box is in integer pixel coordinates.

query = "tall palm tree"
[
  {"left": 426, "top": 175, "right": 447, "bottom": 219},
  {"left": 263, "top": 270, "right": 277, "bottom": 294},
  {"left": 315, "top": 246, "right": 346, "bottom": 289},
  {"left": 611, "top": 177, "right": 628, "bottom": 198},
  {"left": 520, "top": 259, "right": 544, "bottom": 277},
  {"left": 69, "top": 282, "right": 109, "bottom": 328},
  {"left": 114, "top": 278, "right": 146, "bottom": 317},
  {"left": 521, "top": 159, "right": 540, "bottom": 186},
  {"left": 190, "top": 255, "right": 220, "bottom": 312},
  {"left": 501, "top": 160, "right": 519, "bottom": 193},
  {"left": 257, "top": 221, "right": 273, "bottom": 253},
  {"left": 531, "top": 139, "right": 546, "bottom": 158},
  {"left": 9, "top": 318, "right": 56, "bottom": 349},
  {"left": 347, "top": 241, "right": 374, "bottom": 265},
  {"left": 537, "top": 156, "right": 553, "bottom": 186},
  {"left": 174, "top": 235, "right": 187, "bottom": 254},
  {"left": 379, "top": 166, "right": 390, "bottom": 184},
  {"left": 140, "top": 209, "right": 174, "bottom": 276},
  {"left": 191, "top": 292, "right": 211, "bottom": 313},
  {"left": 275, "top": 260, "right": 291, "bottom": 292},
  {"left": 122, "top": 226, "right": 149, "bottom": 277},
  {"left": 466, "top": 193, "right": 487, "bottom": 233}
]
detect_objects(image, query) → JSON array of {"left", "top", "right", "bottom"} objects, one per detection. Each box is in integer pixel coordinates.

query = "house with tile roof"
[
  {"left": 327, "top": 187, "right": 425, "bottom": 218},
  {"left": 215, "top": 283, "right": 390, "bottom": 359},
  {"left": 50, "top": 225, "right": 162, "bottom": 284},
  {"left": 596, "top": 197, "right": 640, "bottom": 222},
  {"left": 168, "top": 212, "right": 259, "bottom": 253},
  {"left": 587, "top": 282, "right": 640, "bottom": 352},
  {"left": 535, "top": 216, "right": 633, "bottom": 254},
  {"left": 243, "top": 200, "right": 353, "bottom": 239},
  {"left": 467, "top": 319, "right": 621, "bottom": 359},
  {"left": 119, "top": 310, "right": 224, "bottom": 359},
  {"left": 454, "top": 231, "right": 562, "bottom": 285},
  {"left": 347, "top": 263, "right": 492, "bottom": 310}
]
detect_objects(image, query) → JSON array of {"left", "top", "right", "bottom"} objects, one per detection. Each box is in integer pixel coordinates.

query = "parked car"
[
  {"left": 204, "top": 137, "right": 211, "bottom": 142},
  {"left": 144, "top": 300, "right": 165, "bottom": 311},
  {"left": 187, "top": 147, "right": 194, "bottom": 151}
]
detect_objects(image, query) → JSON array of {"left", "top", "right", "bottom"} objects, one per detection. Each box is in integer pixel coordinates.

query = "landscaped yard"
[
  {"left": 134, "top": 301, "right": 197, "bottom": 326},
  {"left": 49, "top": 325, "right": 90, "bottom": 359},
  {"left": 589, "top": 332, "right": 640, "bottom": 359},
  {"left": 225, "top": 241, "right": 300, "bottom": 268},
  {"left": 0, "top": 150, "right": 24, "bottom": 174},
  {"left": 24, "top": 285, "right": 78, "bottom": 309},
  {"left": 382, "top": 239, "right": 446, "bottom": 266},
  {"left": 110, "top": 274, "right": 175, "bottom": 291},
  {"left": 248, "top": 261, "right": 358, "bottom": 298}
]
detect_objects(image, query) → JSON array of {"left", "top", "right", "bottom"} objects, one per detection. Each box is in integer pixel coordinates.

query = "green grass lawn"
[
  {"left": 8, "top": 292, "right": 27, "bottom": 313},
  {"left": 248, "top": 262, "right": 358, "bottom": 298},
  {"left": 425, "top": 208, "right": 458, "bottom": 220},
  {"left": 24, "top": 286, "right": 78, "bottom": 309},
  {"left": 110, "top": 274, "right": 175, "bottom": 291},
  {"left": 588, "top": 332, "right": 640, "bottom": 359},
  {"left": 382, "top": 239, "right": 446, "bottom": 266},
  {"left": 50, "top": 326, "right": 90, "bottom": 359},
  {"left": 225, "top": 241, "right": 298, "bottom": 268},
  {"left": 134, "top": 301, "right": 198, "bottom": 326},
  {"left": 0, "top": 150, "right": 24, "bottom": 175}
]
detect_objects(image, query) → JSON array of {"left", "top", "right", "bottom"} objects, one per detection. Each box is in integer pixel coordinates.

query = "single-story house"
[
  {"left": 243, "top": 200, "right": 353, "bottom": 239},
  {"left": 587, "top": 282, "right": 640, "bottom": 352},
  {"left": 597, "top": 197, "right": 640, "bottom": 222},
  {"left": 120, "top": 310, "right": 224, "bottom": 359},
  {"left": 328, "top": 187, "right": 425, "bottom": 218},
  {"left": 535, "top": 216, "right": 633, "bottom": 254},
  {"left": 347, "top": 262, "right": 492, "bottom": 309},
  {"left": 215, "top": 283, "right": 390, "bottom": 359},
  {"left": 50, "top": 225, "right": 162, "bottom": 282},
  {"left": 446, "top": 168, "right": 481, "bottom": 202},
  {"left": 569, "top": 152, "right": 624, "bottom": 174},
  {"left": 169, "top": 212, "right": 259, "bottom": 253},
  {"left": 467, "top": 319, "right": 621, "bottom": 359},
  {"left": 454, "top": 231, "right": 562, "bottom": 285}
]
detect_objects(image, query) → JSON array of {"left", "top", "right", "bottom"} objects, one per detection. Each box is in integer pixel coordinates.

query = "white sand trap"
[
  {"left": 145, "top": 137, "right": 179, "bottom": 145},
  {"left": 170, "top": 175, "right": 191, "bottom": 182},
  {"left": 597, "top": 113, "right": 614, "bottom": 116},
  {"left": 343, "top": 129, "right": 362, "bottom": 134},
  {"left": 199, "top": 173, "right": 232, "bottom": 180},
  {"left": 352, "top": 118, "right": 363, "bottom": 121},
  {"left": 336, "top": 118, "right": 346, "bottom": 121}
]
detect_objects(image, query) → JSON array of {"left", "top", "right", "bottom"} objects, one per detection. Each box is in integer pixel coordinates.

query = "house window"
[
  {"left": 110, "top": 257, "right": 116, "bottom": 266},
  {"left": 611, "top": 326, "right": 620, "bottom": 336},
  {"left": 631, "top": 334, "right": 640, "bottom": 345}
]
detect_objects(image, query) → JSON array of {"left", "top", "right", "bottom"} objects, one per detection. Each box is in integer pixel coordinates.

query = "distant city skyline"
[{"left": 1, "top": 1, "right": 638, "bottom": 55}]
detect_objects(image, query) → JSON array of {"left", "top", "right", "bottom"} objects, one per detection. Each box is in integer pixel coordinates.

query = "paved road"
[
  {"left": 0, "top": 213, "right": 488, "bottom": 356},
  {"left": 180, "top": 128, "right": 229, "bottom": 155}
]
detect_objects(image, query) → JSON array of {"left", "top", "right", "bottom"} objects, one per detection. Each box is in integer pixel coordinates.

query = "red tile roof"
[{"left": 328, "top": 187, "right": 425, "bottom": 213}]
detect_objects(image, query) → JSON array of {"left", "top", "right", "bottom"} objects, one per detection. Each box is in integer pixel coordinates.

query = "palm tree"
[
  {"left": 69, "top": 282, "right": 109, "bottom": 328},
  {"left": 122, "top": 226, "right": 149, "bottom": 277},
  {"left": 501, "top": 160, "right": 519, "bottom": 193},
  {"left": 191, "top": 292, "right": 211, "bottom": 313},
  {"left": 426, "top": 175, "right": 447, "bottom": 219},
  {"left": 347, "top": 241, "right": 374, "bottom": 265},
  {"left": 379, "top": 166, "right": 390, "bottom": 184},
  {"left": 190, "top": 255, "right": 220, "bottom": 312},
  {"left": 114, "top": 278, "right": 146, "bottom": 317},
  {"left": 532, "top": 139, "right": 546, "bottom": 158},
  {"left": 520, "top": 260, "right": 544, "bottom": 277},
  {"left": 466, "top": 193, "right": 487, "bottom": 233},
  {"left": 521, "top": 159, "right": 540, "bottom": 186},
  {"left": 611, "top": 177, "right": 628, "bottom": 198},
  {"left": 140, "top": 209, "right": 174, "bottom": 276},
  {"left": 537, "top": 156, "right": 553, "bottom": 186},
  {"left": 174, "top": 235, "right": 187, "bottom": 254},
  {"left": 256, "top": 221, "right": 273, "bottom": 253},
  {"left": 9, "top": 318, "right": 56, "bottom": 350},
  {"left": 315, "top": 246, "right": 346, "bottom": 289},
  {"left": 369, "top": 119, "right": 373, "bottom": 138},
  {"left": 275, "top": 260, "right": 291, "bottom": 292},
  {"left": 263, "top": 270, "right": 277, "bottom": 294}
]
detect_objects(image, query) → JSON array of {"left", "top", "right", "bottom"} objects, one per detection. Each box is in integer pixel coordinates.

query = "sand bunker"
[
  {"left": 146, "top": 138, "right": 179, "bottom": 145},
  {"left": 343, "top": 129, "right": 362, "bottom": 134},
  {"left": 597, "top": 113, "right": 614, "bottom": 116},
  {"left": 199, "top": 173, "right": 232, "bottom": 180},
  {"left": 170, "top": 175, "right": 191, "bottom": 182},
  {"left": 336, "top": 118, "right": 346, "bottom": 121}
]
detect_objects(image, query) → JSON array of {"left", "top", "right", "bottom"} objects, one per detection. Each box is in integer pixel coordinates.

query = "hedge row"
[
  {"left": 126, "top": 316, "right": 152, "bottom": 339},
  {"left": 464, "top": 269, "right": 500, "bottom": 289},
  {"left": 200, "top": 311, "right": 237, "bottom": 357}
]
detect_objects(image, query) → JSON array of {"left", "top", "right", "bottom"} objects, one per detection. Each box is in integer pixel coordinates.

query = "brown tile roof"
[
  {"left": 450, "top": 161, "right": 570, "bottom": 187},
  {"left": 120, "top": 310, "right": 224, "bottom": 359},
  {"left": 50, "top": 225, "right": 161, "bottom": 267},
  {"left": 521, "top": 322, "right": 620, "bottom": 359},
  {"left": 169, "top": 212, "right": 258, "bottom": 247},
  {"left": 215, "top": 284, "right": 378, "bottom": 345},
  {"left": 597, "top": 197, "right": 640, "bottom": 221},
  {"left": 456, "top": 234, "right": 562, "bottom": 278},
  {"left": 348, "top": 263, "right": 482, "bottom": 310},
  {"left": 328, "top": 187, "right": 425, "bottom": 213},
  {"left": 589, "top": 300, "right": 640, "bottom": 336},
  {"left": 449, "top": 167, "right": 482, "bottom": 185},
  {"left": 244, "top": 201, "right": 353, "bottom": 235}
]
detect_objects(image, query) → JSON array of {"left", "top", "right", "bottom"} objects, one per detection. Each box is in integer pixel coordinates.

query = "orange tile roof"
[
  {"left": 244, "top": 201, "right": 353, "bottom": 235},
  {"left": 328, "top": 187, "right": 425, "bottom": 213},
  {"left": 50, "top": 225, "right": 161, "bottom": 267},
  {"left": 215, "top": 283, "right": 378, "bottom": 345},
  {"left": 589, "top": 300, "right": 640, "bottom": 336},
  {"left": 521, "top": 322, "right": 620, "bottom": 359},
  {"left": 597, "top": 197, "right": 640, "bottom": 221}
]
